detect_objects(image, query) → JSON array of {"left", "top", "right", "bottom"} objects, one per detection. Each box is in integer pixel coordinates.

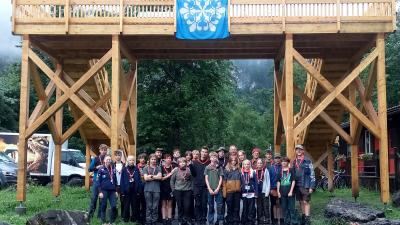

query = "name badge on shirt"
[{"left": 245, "top": 185, "right": 250, "bottom": 190}]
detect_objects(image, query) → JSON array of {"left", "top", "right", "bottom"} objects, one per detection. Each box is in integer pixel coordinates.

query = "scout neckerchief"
[
  {"left": 197, "top": 158, "right": 210, "bottom": 165},
  {"left": 295, "top": 155, "right": 305, "bottom": 170},
  {"left": 163, "top": 164, "right": 173, "bottom": 175},
  {"left": 241, "top": 168, "right": 251, "bottom": 185},
  {"left": 98, "top": 155, "right": 105, "bottom": 166},
  {"left": 126, "top": 165, "right": 135, "bottom": 182},
  {"left": 149, "top": 165, "right": 157, "bottom": 176},
  {"left": 106, "top": 165, "right": 114, "bottom": 184},
  {"left": 178, "top": 167, "right": 188, "bottom": 179},
  {"left": 256, "top": 168, "right": 264, "bottom": 182},
  {"left": 281, "top": 168, "right": 291, "bottom": 186}
]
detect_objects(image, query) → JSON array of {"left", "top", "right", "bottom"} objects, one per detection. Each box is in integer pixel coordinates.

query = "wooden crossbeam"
[
  {"left": 118, "top": 68, "right": 137, "bottom": 132},
  {"left": 293, "top": 85, "right": 353, "bottom": 144},
  {"left": 61, "top": 91, "right": 111, "bottom": 143},
  {"left": 274, "top": 68, "right": 287, "bottom": 132},
  {"left": 293, "top": 48, "right": 381, "bottom": 139},
  {"left": 27, "top": 81, "right": 55, "bottom": 127},
  {"left": 25, "top": 48, "right": 112, "bottom": 139}
]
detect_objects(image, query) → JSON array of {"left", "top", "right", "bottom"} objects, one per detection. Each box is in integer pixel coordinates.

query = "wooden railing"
[{"left": 12, "top": 0, "right": 396, "bottom": 34}]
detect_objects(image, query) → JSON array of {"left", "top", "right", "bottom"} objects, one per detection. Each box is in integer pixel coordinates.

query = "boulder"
[
  {"left": 0, "top": 222, "right": 11, "bottom": 225},
  {"left": 325, "top": 198, "right": 385, "bottom": 223},
  {"left": 392, "top": 191, "right": 400, "bottom": 208},
  {"left": 359, "top": 218, "right": 400, "bottom": 225},
  {"left": 26, "top": 210, "right": 89, "bottom": 225}
]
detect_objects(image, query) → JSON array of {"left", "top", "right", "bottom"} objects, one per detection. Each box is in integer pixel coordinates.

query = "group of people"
[{"left": 87, "top": 144, "right": 316, "bottom": 225}]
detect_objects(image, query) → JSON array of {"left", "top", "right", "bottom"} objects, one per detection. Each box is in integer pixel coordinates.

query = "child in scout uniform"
[
  {"left": 114, "top": 150, "right": 125, "bottom": 217},
  {"left": 256, "top": 158, "right": 272, "bottom": 225},
  {"left": 204, "top": 152, "right": 224, "bottom": 225},
  {"left": 222, "top": 157, "right": 241, "bottom": 225},
  {"left": 269, "top": 153, "right": 283, "bottom": 225},
  {"left": 136, "top": 153, "right": 147, "bottom": 225},
  {"left": 143, "top": 153, "right": 162, "bottom": 225},
  {"left": 278, "top": 157, "right": 298, "bottom": 225},
  {"left": 160, "top": 154, "right": 175, "bottom": 225},
  {"left": 170, "top": 157, "right": 194, "bottom": 225},
  {"left": 121, "top": 155, "right": 141, "bottom": 223},
  {"left": 98, "top": 155, "right": 118, "bottom": 225},
  {"left": 190, "top": 146, "right": 210, "bottom": 225},
  {"left": 88, "top": 144, "right": 108, "bottom": 219},
  {"left": 240, "top": 159, "right": 258, "bottom": 225}
]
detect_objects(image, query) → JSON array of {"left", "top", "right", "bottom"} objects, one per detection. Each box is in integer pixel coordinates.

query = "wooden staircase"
[{"left": 295, "top": 59, "right": 352, "bottom": 172}]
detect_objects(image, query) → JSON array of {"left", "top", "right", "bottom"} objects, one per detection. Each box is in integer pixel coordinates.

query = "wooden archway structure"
[{"left": 11, "top": 0, "right": 395, "bottom": 208}]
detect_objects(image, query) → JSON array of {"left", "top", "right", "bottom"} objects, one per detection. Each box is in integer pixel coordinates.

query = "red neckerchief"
[
  {"left": 295, "top": 155, "right": 305, "bottom": 170},
  {"left": 178, "top": 167, "right": 188, "bottom": 179},
  {"left": 241, "top": 168, "right": 251, "bottom": 184},
  {"left": 106, "top": 165, "right": 113, "bottom": 183},
  {"left": 126, "top": 165, "right": 135, "bottom": 179},
  {"left": 197, "top": 158, "right": 210, "bottom": 165},
  {"left": 256, "top": 169, "right": 264, "bottom": 182},
  {"left": 98, "top": 155, "right": 105, "bottom": 165},
  {"left": 149, "top": 165, "right": 157, "bottom": 175},
  {"left": 163, "top": 164, "right": 173, "bottom": 174}
]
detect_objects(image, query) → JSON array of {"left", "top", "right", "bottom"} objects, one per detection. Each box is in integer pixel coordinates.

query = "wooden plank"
[
  {"left": 285, "top": 33, "right": 294, "bottom": 159},
  {"left": 65, "top": 0, "right": 70, "bottom": 33},
  {"left": 25, "top": 49, "right": 112, "bottom": 138},
  {"left": 293, "top": 48, "right": 381, "bottom": 139},
  {"left": 61, "top": 91, "right": 111, "bottom": 143},
  {"left": 349, "top": 82, "right": 359, "bottom": 199},
  {"left": 16, "top": 35, "right": 30, "bottom": 202},
  {"left": 111, "top": 35, "right": 121, "bottom": 155},
  {"left": 53, "top": 85, "right": 63, "bottom": 197},
  {"left": 293, "top": 85, "right": 353, "bottom": 144},
  {"left": 376, "top": 33, "right": 389, "bottom": 204},
  {"left": 274, "top": 60, "right": 284, "bottom": 148}
]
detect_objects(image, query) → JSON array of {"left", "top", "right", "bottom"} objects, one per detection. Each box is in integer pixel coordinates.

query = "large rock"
[
  {"left": 325, "top": 198, "right": 385, "bottom": 223},
  {"left": 0, "top": 222, "right": 11, "bottom": 225},
  {"left": 360, "top": 218, "right": 400, "bottom": 225},
  {"left": 26, "top": 210, "right": 89, "bottom": 225},
  {"left": 392, "top": 191, "right": 400, "bottom": 208}
]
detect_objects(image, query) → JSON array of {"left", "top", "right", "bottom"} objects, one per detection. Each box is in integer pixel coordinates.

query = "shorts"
[
  {"left": 295, "top": 187, "right": 311, "bottom": 202},
  {"left": 160, "top": 189, "right": 173, "bottom": 200}
]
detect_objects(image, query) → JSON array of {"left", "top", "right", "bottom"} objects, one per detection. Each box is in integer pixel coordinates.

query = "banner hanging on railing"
[{"left": 176, "top": 0, "right": 229, "bottom": 40}]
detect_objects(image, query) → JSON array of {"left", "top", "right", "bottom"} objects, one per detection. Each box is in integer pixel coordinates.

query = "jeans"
[
  {"left": 207, "top": 191, "right": 224, "bottom": 224},
  {"left": 281, "top": 196, "right": 298, "bottom": 225},
  {"left": 145, "top": 191, "right": 160, "bottom": 223},
  {"left": 174, "top": 190, "right": 193, "bottom": 223},
  {"left": 88, "top": 181, "right": 101, "bottom": 218},
  {"left": 257, "top": 195, "right": 271, "bottom": 224},
  {"left": 225, "top": 192, "right": 241, "bottom": 224},
  {"left": 136, "top": 192, "right": 146, "bottom": 224},
  {"left": 123, "top": 191, "right": 137, "bottom": 222},
  {"left": 241, "top": 197, "right": 256, "bottom": 225},
  {"left": 100, "top": 190, "right": 117, "bottom": 223},
  {"left": 194, "top": 186, "right": 208, "bottom": 222}
]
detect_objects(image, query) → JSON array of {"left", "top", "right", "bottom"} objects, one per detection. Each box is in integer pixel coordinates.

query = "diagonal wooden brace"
[
  {"left": 293, "top": 48, "right": 381, "bottom": 139},
  {"left": 25, "top": 48, "right": 112, "bottom": 139}
]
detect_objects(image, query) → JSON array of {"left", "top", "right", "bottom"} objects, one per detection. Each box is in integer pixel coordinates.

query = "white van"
[{"left": 0, "top": 132, "right": 86, "bottom": 185}]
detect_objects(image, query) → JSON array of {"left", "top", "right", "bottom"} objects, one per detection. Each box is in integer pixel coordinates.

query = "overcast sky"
[{"left": 0, "top": 1, "right": 21, "bottom": 60}]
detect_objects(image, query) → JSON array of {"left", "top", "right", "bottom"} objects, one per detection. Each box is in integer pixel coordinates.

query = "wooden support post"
[
  {"left": 376, "top": 33, "right": 390, "bottom": 204},
  {"left": 111, "top": 35, "right": 121, "bottom": 156},
  {"left": 85, "top": 143, "right": 91, "bottom": 191},
  {"left": 274, "top": 59, "right": 283, "bottom": 154},
  {"left": 129, "top": 72, "right": 137, "bottom": 157},
  {"left": 327, "top": 144, "right": 334, "bottom": 192},
  {"left": 285, "top": 34, "right": 294, "bottom": 159},
  {"left": 53, "top": 68, "right": 63, "bottom": 197},
  {"left": 16, "top": 35, "right": 30, "bottom": 203},
  {"left": 349, "top": 82, "right": 359, "bottom": 199}
]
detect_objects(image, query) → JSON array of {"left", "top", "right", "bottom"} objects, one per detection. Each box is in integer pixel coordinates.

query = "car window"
[
  {"left": 69, "top": 151, "right": 85, "bottom": 164},
  {"left": 61, "top": 152, "right": 69, "bottom": 164},
  {"left": 0, "top": 152, "right": 15, "bottom": 163}
]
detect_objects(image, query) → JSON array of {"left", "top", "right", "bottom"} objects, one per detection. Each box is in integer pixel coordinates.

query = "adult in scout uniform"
[{"left": 98, "top": 155, "right": 118, "bottom": 224}]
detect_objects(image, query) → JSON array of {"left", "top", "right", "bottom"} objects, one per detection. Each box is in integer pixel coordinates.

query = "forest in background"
[{"left": 0, "top": 20, "right": 399, "bottom": 155}]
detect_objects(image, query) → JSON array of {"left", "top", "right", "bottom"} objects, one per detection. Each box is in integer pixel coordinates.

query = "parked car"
[{"left": 0, "top": 152, "right": 18, "bottom": 185}]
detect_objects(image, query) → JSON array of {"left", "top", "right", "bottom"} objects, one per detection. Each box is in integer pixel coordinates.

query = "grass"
[{"left": 0, "top": 186, "right": 399, "bottom": 225}]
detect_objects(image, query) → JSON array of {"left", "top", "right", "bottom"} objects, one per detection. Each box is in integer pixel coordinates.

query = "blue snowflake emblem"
[{"left": 179, "top": 0, "right": 226, "bottom": 32}]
